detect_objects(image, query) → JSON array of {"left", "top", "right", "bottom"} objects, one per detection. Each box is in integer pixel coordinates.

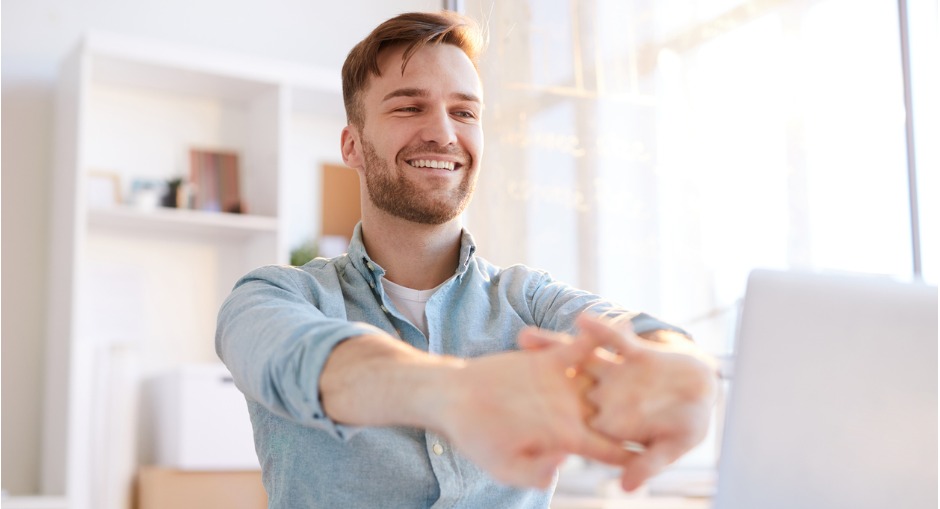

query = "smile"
[{"left": 408, "top": 159, "right": 457, "bottom": 171}]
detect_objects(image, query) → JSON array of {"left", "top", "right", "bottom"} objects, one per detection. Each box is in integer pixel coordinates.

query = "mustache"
[{"left": 399, "top": 143, "right": 470, "bottom": 162}]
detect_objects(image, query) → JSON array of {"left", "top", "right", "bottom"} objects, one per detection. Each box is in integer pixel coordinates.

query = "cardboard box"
[
  {"left": 149, "top": 363, "right": 259, "bottom": 469},
  {"left": 137, "top": 467, "right": 266, "bottom": 509}
]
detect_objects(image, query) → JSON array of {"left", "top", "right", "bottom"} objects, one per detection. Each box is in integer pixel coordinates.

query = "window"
[
  {"left": 463, "top": 0, "right": 935, "bottom": 477},
  {"left": 465, "top": 0, "right": 934, "bottom": 355}
]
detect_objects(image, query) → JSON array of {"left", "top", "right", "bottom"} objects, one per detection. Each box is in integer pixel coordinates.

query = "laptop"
[{"left": 713, "top": 269, "right": 938, "bottom": 509}]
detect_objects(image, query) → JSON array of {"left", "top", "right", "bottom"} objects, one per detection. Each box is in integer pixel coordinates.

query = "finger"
[
  {"left": 578, "top": 340, "right": 622, "bottom": 380},
  {"left": 618, "top": 440, "right": 685, "bottom": 492},
  {"left": 576, "top": 314, "right": 643, "bottom": 360},
  {"left": 551, "top": 332, "right": 606, "bottom": 370},
  {"left": 579, "top": 399, "right": 598, "bottom": 421},
  {"left": 571, "top": 371, "right": 593, "bottom": 392},
  {"left": 517, "top": 327, "right": 570, "bottom": 351},
  {"left": 603, "top": 313, "right": 636, "bottom": 334},
  {"left": 572, "top": 373, "right": 599, "bottom": 420},
  {"left": 587, "top": 401, "right": 645, "bottom": 440},
  {"left": 572, "top": 426, "right": 632, "bottom": 466},
  {"left": 579, "top": 351, "right": 615, "bottom": 380}
]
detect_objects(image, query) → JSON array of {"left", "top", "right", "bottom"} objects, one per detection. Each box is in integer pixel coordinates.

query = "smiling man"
[
  {"left": 353, "top": 56, "right": 479, "bottom": 226},
  {"left": 216, "top": 11, "right": 716, "bottom": 509}
]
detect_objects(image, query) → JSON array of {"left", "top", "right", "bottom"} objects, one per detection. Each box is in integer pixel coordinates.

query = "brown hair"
[{"left": 341, "top": 11, "right": 485, "bottom": 127}]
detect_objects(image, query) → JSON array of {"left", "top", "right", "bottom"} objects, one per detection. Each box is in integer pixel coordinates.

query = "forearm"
[{"left": 319, "top": 333, "right": 466, "bottom": 430}]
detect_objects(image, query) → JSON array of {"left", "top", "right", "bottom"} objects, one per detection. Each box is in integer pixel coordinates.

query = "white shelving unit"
[
  {"left": 87, "top": 206, "right": 279, "bottom": 238},
  {"left": 37, "top": 32, "right": 346, "bottom": 509}
]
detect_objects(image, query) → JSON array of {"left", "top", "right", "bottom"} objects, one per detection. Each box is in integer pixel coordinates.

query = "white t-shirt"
[{"left": 381, "top": 277, "right": 440, "bottom": 337}]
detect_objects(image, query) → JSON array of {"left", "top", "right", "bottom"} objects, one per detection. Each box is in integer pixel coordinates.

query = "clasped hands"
[{"left": 443, "top": 314, "right": 718, "bottom": 491}]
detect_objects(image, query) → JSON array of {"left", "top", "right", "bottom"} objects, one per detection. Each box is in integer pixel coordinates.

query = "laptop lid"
[{"left": 714, "top": 269, "right": 937, "bottom": 509}]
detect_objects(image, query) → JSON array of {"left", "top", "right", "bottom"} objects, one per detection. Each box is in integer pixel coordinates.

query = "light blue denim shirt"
[{"left": 216, "top": 224, "right": 682, "bottom": 509}]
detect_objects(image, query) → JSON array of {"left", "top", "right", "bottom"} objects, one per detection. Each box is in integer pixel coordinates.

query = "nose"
[{"left": 420, "top": 106, "right": 458, "bottom": 146}]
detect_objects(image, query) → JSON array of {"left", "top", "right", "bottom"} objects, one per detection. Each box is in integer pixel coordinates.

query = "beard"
[{"left": 361, "top": 137, "right": 476, "bottom": 225}]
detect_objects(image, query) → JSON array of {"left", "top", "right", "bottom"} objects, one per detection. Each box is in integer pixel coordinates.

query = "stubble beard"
[{"left": 361, "top": 137, "right": 475, "bottom": 225}]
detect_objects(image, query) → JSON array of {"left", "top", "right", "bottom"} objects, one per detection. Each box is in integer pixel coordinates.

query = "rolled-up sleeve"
[
  {"left": 215, "top": 265, "right": 381, "bottom": 440},
  {"left": 525, "top": 270, "right": 689, "bottom": 337}
]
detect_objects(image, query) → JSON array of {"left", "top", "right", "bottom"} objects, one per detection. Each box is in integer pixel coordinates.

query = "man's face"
[{"left": 345, "top": 43, "right": 483, "bottom": 225}]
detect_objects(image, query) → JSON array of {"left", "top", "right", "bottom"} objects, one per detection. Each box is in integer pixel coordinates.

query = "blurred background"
[{"left": 2, "top": 0, "right": 936, "bottom": 507}]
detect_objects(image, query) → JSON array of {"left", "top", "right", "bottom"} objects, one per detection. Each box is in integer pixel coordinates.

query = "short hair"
[{"left": 341, "top": 11, "right": 486, "bottom": 127}]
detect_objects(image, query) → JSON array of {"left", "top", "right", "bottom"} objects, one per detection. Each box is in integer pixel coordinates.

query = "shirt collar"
[{"left": 347, "top": 222, "right": 477, "bottom": 282}]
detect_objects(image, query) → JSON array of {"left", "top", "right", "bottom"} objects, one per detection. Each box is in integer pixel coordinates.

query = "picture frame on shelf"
[
  {"left": 86, "top": 171, "right": 121, "bottom": 208},
  {"left": 189, "top": 148, "right": 243, "bottom": 214}
]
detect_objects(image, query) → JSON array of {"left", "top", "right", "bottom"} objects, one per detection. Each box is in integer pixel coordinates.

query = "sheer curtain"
[{"left": 463, "top": 0, "right": 933, "bottom": 360}]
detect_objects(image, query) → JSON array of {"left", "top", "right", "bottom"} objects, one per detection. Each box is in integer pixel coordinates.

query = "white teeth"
[{"left": 410, "top": 159, "right": 456, "bottom": 171}]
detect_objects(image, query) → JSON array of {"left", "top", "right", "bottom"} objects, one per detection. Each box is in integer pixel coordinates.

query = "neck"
[{"left": 360, "top": 212, "right": 463, "bottom": 290}]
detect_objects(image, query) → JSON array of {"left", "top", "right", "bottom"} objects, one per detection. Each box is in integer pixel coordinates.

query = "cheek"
[
  {"left": 462, "top": 128, "right": 484, "bottom": 159},
  {"left": 367, "top": 140, "right": 401, "bottom": 166}
]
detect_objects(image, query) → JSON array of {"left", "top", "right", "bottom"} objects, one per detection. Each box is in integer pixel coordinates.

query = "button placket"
[{"left": 425, "top": 431, "right": 463, "bottom": 507}]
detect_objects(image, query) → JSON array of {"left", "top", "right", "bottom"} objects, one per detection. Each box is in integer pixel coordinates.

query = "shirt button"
[
  {"left": 432, "top": 443, "right": 444, "bottom": 455},
  {"left": 369, "top": 281, "right": 375, "bottom": 289},
  {"left": 367, "top": 262, "right": 375, "bottom": 271}
]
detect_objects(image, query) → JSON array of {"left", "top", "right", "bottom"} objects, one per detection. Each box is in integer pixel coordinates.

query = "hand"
[
  {"left": 519, "top": 314, "right": 718, "bottom": 491},
  {"left": 436, "top": 333, "right": 631, "bottom": 488}
]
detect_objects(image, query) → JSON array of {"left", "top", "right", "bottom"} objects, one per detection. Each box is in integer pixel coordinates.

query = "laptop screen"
[{"left": 714, "top": 269, "right": 937, "bottom": 509}]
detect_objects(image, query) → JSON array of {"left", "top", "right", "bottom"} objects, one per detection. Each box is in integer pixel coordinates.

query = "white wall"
[{"left": 0, "top": 0, "right": 441, "bottom": 495}]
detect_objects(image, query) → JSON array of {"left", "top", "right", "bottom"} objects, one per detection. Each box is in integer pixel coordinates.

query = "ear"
[{"left": 341, "top": 125, "right": 364, "bottom": 169}]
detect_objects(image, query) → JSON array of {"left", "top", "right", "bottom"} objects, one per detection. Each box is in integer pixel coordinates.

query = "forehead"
[{"left": 365, "top": 43, "right": 483, "bottom": 102}]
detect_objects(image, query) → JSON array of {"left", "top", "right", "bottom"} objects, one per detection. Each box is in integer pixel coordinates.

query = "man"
[{"left": 216, "top": 11, "right": 716, "bottom": 508}]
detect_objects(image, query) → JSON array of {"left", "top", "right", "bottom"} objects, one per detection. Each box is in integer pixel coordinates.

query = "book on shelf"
[{"left": 189, "top": 148, "right": 243, "bottom": 213}]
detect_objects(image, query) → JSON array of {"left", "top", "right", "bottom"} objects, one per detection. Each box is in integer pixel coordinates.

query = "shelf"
[
  {"left": 87, "top": 205, "right": 278, "bottom": 239},
  {"left": 0, "top": 496, "right": 69, "bottom": 509}
]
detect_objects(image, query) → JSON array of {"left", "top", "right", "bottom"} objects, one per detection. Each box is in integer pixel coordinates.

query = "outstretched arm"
[{"left": 319, "top": 331, "right": 632, "bottom": 488}]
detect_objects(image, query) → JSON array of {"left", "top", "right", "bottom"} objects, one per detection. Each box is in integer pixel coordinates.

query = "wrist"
[{"left": 402, "top": 354, "right": 468, "bottom": 432}]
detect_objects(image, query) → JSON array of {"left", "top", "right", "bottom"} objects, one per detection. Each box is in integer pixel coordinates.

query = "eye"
[
  {"left": 396, "top": 106, "right": 421, "bottom": 113},
  {"left": 453, "top": 110, "right": 478, "bottom": 120}
]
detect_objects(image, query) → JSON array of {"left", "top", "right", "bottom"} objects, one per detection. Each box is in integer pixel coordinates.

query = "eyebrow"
[{"left": 381, "top": 87, "right": 481, "bottom": 105}]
